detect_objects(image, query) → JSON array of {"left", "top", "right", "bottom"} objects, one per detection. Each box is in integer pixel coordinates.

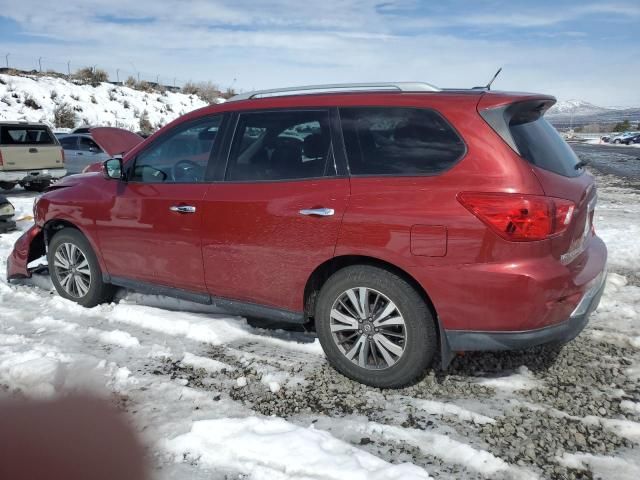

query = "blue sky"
[{"left": 0, "top": 0, "right": 638, "bottom": 105}]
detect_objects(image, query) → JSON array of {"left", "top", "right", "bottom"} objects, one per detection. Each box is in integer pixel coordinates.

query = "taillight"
[
  {"left": 60, "top": 148, "right": 65, "bottom": 164},
  {"left": 458, "top": 192, "right": 575, "bottom": 241},
  {"left": 0, "top": 149, "right": 3, "bottom": 166}
]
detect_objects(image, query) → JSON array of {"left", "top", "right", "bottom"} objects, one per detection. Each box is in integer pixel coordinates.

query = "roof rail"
[{"left": 228, "top": 82, "right": 440, "bottom": 102}]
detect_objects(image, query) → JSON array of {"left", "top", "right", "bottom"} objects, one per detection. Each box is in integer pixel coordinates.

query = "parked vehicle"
[
  {"left": 622, "top": 133, "right": 640, "bottom": 145},
  {"left": 0, "top": 194, "right": 16, "bottom": 233},
  {"left": 610, "top": 132, "right": 639, "bottom": 144},
  {"left": 0, "top": 122, "right": 66, "bottom": 192},
  {"left": 7, "top": 82, "right": 608, "bottom": 388},
  {"left": 59, "top": 128, "right": 143, "bottom": 174}
]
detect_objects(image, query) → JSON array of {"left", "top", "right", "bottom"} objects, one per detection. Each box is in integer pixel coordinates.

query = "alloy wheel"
[
  {"left": 53, "top": 242, "right": 92, "bottom": 298},
  {"left": 329, "top": 287, "right": 407, "bottom": 369}
]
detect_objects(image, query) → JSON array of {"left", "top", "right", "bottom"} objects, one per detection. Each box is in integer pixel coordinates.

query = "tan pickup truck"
[{"left": 0, "top": 122, "right": 66, "bottom": 192}]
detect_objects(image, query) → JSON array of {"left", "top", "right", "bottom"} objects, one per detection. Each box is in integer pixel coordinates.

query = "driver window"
[{"left": 130, "top": 115, "right": 222, "bottom": 183}]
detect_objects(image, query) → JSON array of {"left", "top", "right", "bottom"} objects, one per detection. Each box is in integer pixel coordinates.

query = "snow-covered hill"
[
  {"left": 547, "top": 99, "right": 610, "bottom": 116},
  {"left": 0, "top": 73, "right": 212, "bottom": 132}
]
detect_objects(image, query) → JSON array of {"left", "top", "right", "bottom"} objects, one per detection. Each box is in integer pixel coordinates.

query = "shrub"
[
  {"left": 123, "top": 100, "right": 130, "bottom": 109},
  {"left": 50, "top": 90, "right": 58, "bottom": 101},
  {"left": 221, "top": 87, "right": 237, "bottom": 99},
  {"left": 90, "top": 94, "right": 97, "bottom": 104},
  {"left": 108, "top": 89, "right": 117, "bottom": 101},
  {"left": 73, "top": 67, "right": 109, "bottom": 87},
  {"left": 139, "top": 109, "right": 153, "bottom": 134},
  {"left": 70, "top": 94, "right": 80, "bottom": 101},
  {"left": 181, "top": 81, "right": 221, "bottom": 104},
  {"left": 0, "top": 77, "right": 5, "bottom": 85},
  {"left": 53, "top": 103, "right": 76, "bottom": 128},
  {"left": 125, "top": 76, "right": 136, "bottom": 88},
  {"left": 23, "top": 94, "right": 41, "bottom": 110},
  {"left": 136, "top": 81, "right": 154, "bottom": 93}
]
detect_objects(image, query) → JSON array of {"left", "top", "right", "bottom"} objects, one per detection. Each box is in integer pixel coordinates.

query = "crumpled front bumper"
[{"left": 6, "top": 224, "right": 44, "bottom": 280}]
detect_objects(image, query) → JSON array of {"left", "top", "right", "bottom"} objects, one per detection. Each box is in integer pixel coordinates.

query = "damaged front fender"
[{"left": 6, "top": 225, "right": 45, "bottom": 280}]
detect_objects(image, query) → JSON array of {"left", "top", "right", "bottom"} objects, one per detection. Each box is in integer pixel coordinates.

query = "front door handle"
[
  {"left": 170, "top": 205, "right": 197, "bottom": 214},
  {"left": 299, "top": 207, "right": 334, "bottom": 216}
]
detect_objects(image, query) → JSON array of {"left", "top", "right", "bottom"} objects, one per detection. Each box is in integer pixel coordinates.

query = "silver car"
[{"left": 58, "top": 128, "right": 143, "bottom": 174}]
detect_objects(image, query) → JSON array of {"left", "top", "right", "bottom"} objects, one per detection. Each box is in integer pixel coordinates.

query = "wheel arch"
[
  {"left": 304, "top": 254, "right": 453, "bottom": 368},
  {"left": 43, "top": 219, "right": 108, "bottom": 275}
]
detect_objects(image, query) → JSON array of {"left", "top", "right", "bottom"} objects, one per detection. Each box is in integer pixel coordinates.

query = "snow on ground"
[
  {"left": 0, "top": 146, "right": 639, "bottom": 479},
  {"left": 0, "top": 73, "right": 210, "bottom": 131}
]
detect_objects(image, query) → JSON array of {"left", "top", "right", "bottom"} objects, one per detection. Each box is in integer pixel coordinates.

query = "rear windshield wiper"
[{"left": 575, "top": 160, "right": 588, "bottom": 170}]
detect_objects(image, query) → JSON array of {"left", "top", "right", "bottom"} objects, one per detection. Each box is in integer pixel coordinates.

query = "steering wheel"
[{"left": 172, "top": 159, "right": 204, "bottom": 182}]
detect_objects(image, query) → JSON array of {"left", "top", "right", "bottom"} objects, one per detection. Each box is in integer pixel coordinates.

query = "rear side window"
[
  {"left": 1, "top": 126, "right": 56, "bottom": 145},
  {"left": 510, "top": 118, "right": 581, "bottom": 177},
  {"left": 226, "top": 110, "right": 334, "bottom": 182},
  {"left": 339, "top": 107, "right": 465, "bottom": 176},
  {"left": 60, "top": 136, "right": 78, "bottom": 149}
]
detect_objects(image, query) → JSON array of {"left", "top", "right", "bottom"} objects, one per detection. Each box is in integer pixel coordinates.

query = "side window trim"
[
  {"left": 221, "top": 107, "right": 340, "bottom": 184},
  {"left": 125, "top": 113, "right": 227, "bottom": 184},
  {"left": 337, "top": 106, "right": 468, "bottom": 178}
]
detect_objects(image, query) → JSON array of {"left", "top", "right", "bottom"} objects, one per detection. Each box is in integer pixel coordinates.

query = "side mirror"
[{"left": 103, "top": 158, "right": 124, "bottom": 180}]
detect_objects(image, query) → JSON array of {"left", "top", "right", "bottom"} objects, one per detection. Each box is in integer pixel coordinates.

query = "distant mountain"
[
  {"left": 546, "top": 99, "right": 640, "bottom": 128},
  {"left": 547, "top": 100, "right": 611, "bottom": 116}
]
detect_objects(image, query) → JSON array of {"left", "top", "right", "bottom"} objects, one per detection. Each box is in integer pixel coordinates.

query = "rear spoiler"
[{"left": 478, "top": 96, "right": 556, "bottom": 154}]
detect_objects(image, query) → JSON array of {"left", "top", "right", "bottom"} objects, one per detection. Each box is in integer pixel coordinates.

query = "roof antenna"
[{"left": 485, "top": 67, "right": 502, "bottom": 90}]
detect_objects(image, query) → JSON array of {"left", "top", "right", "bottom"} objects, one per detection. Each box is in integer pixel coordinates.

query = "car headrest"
[{"left": 303, "top": 133, "right": 326, "bottom": 159}]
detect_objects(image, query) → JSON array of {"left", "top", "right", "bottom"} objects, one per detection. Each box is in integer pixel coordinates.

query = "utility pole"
[
  {"left": 67, "top": 60, "right": 71, "bottom": 76},
  {"left": 156, "top": 74, "right": 159, "bottom": 85},
  {"left": 173, "top": 77, "right": 176, "bottom": 88},
  {"left": 38, "top": 57, "right": 43, "bottom": 72},
  {"left": 4, "top": 53, "right": 9, "bottom": 69},
  {"left": 116, "top": 69, "right": 120, "bottom": 84}
]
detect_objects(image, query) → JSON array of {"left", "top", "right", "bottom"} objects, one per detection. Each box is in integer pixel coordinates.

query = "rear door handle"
[
  {"left": 299, "top": 208, "right": 334, "bottom": 216},
  {"left": 170, "top": 205, "right": 197, "bottom": 214}
]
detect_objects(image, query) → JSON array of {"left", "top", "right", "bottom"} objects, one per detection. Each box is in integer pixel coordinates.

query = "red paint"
[
  {"left": 7, "top": 88, "right": 607, "bottom": 337},
  {"left": 89, "top": 127, "right": 144, "bottom": 157}
]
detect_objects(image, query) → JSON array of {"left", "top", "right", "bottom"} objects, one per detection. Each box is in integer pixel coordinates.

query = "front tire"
[
  {"left": 315, "top": 265, "right": 437, "bottom": 388},
  {"left": 48, "top": 229, "right": 116, "bottom": 307},
  {"left": 0, "top": 182, "right": 16, "bottom": 191}
]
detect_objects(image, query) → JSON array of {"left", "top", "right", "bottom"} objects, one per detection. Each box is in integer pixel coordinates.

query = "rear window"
[
  {"left": 1, "top": 126, "right": 56, "bottom": 145},
  {"left": 510, "top": 117, "right": 581, "bottom": 178},
  {"left": 339, "top": 107, "right": 465, "bottom": 176}
]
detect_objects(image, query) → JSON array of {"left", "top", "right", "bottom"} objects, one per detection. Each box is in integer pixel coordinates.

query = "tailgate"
[
  {"left": 0, "top": 124, "right": 63, "bottom": 171},
  {"left": 478, "top": 95, "right": 595, "bottom": 264},
  {"left": 0, "top": 145, "right": 64, "bottom": 170}
]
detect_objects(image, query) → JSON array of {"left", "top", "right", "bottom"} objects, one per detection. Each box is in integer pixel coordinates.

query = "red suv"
[{"left": 7, "top": 83, "right": 607, "bottom": 388}]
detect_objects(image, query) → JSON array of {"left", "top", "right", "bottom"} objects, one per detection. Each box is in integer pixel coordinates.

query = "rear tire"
[
  {"left": 48, "top": 228, "right": 116, "bottom": 307},
  {"left": 0, "top": 182, "right": 16, "bottom": 191},
  {"left": 315, "top": 265, "right": 437, "bottom": 388}
]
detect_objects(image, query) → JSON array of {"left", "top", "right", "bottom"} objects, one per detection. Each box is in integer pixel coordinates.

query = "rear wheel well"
[{"left": 304, "top": 255, "right": 438, "bottom": 326}]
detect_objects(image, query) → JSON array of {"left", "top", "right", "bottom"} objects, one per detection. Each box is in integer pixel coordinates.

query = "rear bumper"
[
  {"left": 444, "top": 267, "right": 607, "bottom": 352},
  {"left": 0, "top": 168, "right": 67, "bottom": 184}
]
